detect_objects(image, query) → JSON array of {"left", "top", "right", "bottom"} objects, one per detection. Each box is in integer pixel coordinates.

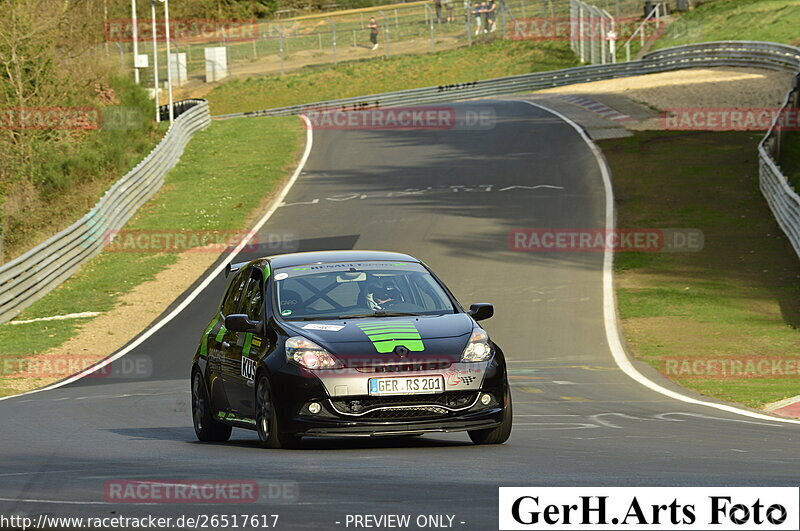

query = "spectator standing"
[
  {"left": 444, "top": 0, "right": 454, "bottom": 22},
  {"left": 368, "top": 17, "right": 379, "bottom": 49},
  {"left": 479, "top": 1, "right": 489, "bottom": 34},
  {"left": 433, "top": 0, "right": 443, "bottom": 23},
  {"left": 486, "top": 0, "right": 497, "bottom": 32}
]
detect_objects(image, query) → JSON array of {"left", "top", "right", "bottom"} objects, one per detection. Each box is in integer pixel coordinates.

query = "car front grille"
[
  {"left": 355, "top": 361, "right": 452, "bottom": 373},
  {"left": 329, "top": 392, "right": 477, "bottom": 419},
  {"left": 361, "top": 406, "right": 451, "bottom": 420}
]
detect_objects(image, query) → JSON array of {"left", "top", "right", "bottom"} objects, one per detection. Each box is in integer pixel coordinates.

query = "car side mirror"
[
  {"left": 225, "top": 314, "right": 261, "bottom": 334},
  {"left": 467, "top": 303, "right": 494, "bottom": 322}
]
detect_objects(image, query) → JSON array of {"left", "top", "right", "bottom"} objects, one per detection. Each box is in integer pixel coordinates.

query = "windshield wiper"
[
  {"left": 336, "top": 311, "right": 423, "bottom": 319},
  {"left": 288, "top": 315, "right": 344, "bottom": 321}
]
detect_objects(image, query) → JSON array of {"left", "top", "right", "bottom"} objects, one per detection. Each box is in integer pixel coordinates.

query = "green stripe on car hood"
[{"left": 355, "top": 320, "right": 425, "bottom": 354}]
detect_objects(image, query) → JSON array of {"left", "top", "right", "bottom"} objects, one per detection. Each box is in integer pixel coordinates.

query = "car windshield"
[{"left": 272, "top": 261, "right": 456, "bottom": 321}]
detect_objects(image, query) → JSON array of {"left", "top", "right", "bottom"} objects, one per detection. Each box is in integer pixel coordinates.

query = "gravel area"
[{"left": 538, "top": 67, "right": 794, "bottom": 130}]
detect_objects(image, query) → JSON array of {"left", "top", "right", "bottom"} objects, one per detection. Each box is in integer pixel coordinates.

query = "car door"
[
  {"left": 213, "top": 270, "right": 249, "bottom": 409},
  {"left": 224, "top": 267, "right": 268, "bottom": 416}
]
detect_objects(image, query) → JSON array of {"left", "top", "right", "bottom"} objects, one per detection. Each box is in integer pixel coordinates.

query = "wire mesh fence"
[{"left": 108, "top": 0, "right": 585, "bottom": 91}]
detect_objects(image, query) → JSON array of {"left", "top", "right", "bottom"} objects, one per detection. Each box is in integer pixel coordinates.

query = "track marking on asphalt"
[
  {"left": 0, "top": 116, "right": 314, "bottom": 402},
  {"left": 279, "top": 183, "right": 565, "bottom": 208},
  {"left": 0, "top": 470, "right": 73, "bottom": 478},
  {"left": 511, "top": 411, "right": 780, "bottom": 432},
  {"left": 514, "top": 99, "right": 800, "bottom": 427},
  {"left": 16, "top": 391, "right": 189, "bottom": 403}
]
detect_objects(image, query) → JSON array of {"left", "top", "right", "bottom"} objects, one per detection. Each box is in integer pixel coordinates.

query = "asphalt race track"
[{"left": 0, "top": 100, "right": 798, "bottom": 529}]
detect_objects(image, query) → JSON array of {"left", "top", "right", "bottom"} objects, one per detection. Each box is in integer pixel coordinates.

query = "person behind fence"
[
  {"left": 433, "top": 0, "right": 443, "bottom": 23},
  {"left": 444, "top": 0, "right": 454, "bottom": 22},
  {"left": 485, "top": 0, "right": 497, "bottom": 32},
  {"left": 368, "top": 17, "right": 379, "bottom": 50},
  {"left": 473, "top": 2, "right": 482, "bottom": 34},
  {"left": 479, "top": 1, "right": 489, "bottom": 34}
]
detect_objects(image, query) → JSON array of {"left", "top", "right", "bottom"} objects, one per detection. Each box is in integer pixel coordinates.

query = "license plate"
[{"left": 368, "top": 375, "right": 444, "bottom": 396}]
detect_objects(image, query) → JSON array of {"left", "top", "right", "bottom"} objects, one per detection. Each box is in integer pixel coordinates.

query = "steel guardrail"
[
  {"left": 0, "top": 100, "right": 211, "bottom": 325},
  {"left": 215, "top": 41, "right": 800, "bottom": 260},
  {"left": 215, "top": 42, "right": 800, "bottom": 120}
]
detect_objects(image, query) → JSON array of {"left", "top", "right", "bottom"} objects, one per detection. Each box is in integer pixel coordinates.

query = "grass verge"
[
  {"left": 0, "top": 116, "right": 304, "bottom": 396},
  {"left": 653, "top": 0, "right": 800, "bottom": 49},
  {"left": 3, "top": 75, "right": 164, "bottom": 261},
  {"left": 601, "top": 130, "right": 800, "bottom": 409},
  {"left": 206, "top": 40, "right": 579, "bottom": 115}
]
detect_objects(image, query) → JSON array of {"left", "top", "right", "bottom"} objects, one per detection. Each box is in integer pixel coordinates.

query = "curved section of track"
[{"left": 0, "top": 101, "right": 796, "bottom": 529}]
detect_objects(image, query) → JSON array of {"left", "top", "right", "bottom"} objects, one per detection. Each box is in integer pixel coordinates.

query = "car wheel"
[
  {"left": 256, "top": 374, "right": 300, "bottom": 449},
  {"left": 468, "top": 388, "right": 512, "bottom": 445},
  {"left": 191, "top": 369, "right": 232, "bottom": 442}
]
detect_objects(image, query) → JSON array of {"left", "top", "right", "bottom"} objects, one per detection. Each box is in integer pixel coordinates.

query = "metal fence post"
[
  {"left": 587, "top": 10, "right": 593, "bottom": 63},
  {"left": 330, "top": 19, "right": 337, "bottom": 65},
  {"left": 599, "top": 15, "right": 606, "bottom": 63},
  {"left": 279, "top": 31, "right": 285, "bottom": 75},
  {"left": 501, "top": 0, "right": 507, "bottom": 39},
  {"left": 466, "top": 7, "right": 473, "bottom": 46},
  {"left": 380, "top": 11, "right": 391, "bottom": 56},
  {"left": 224, "top": 37, "right": 232, "bottom": 79},
  {"left": 578, "top": 2, "right": 585, "bottom": 62},
  {"left": 424, "top": 4, "right": 436, "bottom": 51}
]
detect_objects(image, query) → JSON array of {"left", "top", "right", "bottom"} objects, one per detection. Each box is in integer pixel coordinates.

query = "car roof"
[{"left": 266, "top": 250, "right": 420, "bottom": 269}]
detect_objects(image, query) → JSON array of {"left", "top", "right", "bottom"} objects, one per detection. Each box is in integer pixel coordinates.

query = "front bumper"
[
  {"left": 270, "top": 356, "right": 508, "bottom": 437},
  {"left": 298, "top": 410, "right": 503, "bottom": 437}
]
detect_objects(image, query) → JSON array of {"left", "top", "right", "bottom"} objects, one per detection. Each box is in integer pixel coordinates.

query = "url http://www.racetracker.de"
[{"left": 1, "top": 513, "right": 281, "bottom": 530}]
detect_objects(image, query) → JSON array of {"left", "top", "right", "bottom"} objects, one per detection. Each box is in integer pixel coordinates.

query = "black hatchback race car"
[{"left": 191, "top": 250, "right": 511, "bottom": 448}]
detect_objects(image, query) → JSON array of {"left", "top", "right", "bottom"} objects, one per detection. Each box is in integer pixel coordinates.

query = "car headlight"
[
  {"left": 460, "top": 328, "right": 493, "bottom": 362},
  {"left": 285, "top": 336, "right": 343, "bottom": 369}
]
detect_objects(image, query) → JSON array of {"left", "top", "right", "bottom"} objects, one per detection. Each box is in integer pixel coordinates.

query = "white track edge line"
[
  {"left": 0, "top": 115, "right": 315, "bottom": 402},
  {"left": 514, "top": 99, "right": 800, "bottom": 427}
]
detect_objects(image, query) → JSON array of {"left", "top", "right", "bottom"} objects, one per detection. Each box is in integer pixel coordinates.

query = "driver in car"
[{"left": 366, "top": 284, "right": 401, "bottom": 311}]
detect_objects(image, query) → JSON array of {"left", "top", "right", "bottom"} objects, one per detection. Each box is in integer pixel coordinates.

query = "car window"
[
  {"left": 221, "top": 270, "right": 248, "bottom": 317},
  {"left": 273, "top": 261, "right": 455, "bottom": 320},
  {"left": 240, "top": 270, "right": 264, "bottom": 321}
]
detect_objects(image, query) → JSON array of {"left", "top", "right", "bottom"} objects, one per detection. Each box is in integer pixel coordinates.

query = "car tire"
[
  {"left": 256, "top": 374, "right": 300, "bottom": 449},
  {"left": 468, "top": 389, "right": 512, "bottom": 445},
  {"left": 191, "top": 369, "right": 232, "bottom": 442}
]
